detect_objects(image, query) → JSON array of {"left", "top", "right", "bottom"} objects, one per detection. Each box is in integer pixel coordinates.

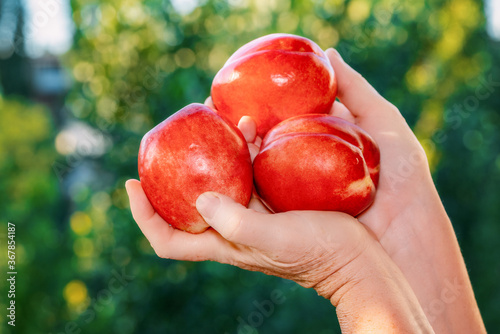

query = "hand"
[
  {"left": 323, "top": 48, "right": 485, "bottom": 333},
  {"left": 127, "top": 176, "right": 357, "bottom": 293},
  {"left": 126, "top": 179, "right": 433, "bottom": 333},
  {"left": 126, "top": 114, "right": 433, "bottom": 332},
  {"left": 125, "top": 47, "right": 484, "bottom": 333}
]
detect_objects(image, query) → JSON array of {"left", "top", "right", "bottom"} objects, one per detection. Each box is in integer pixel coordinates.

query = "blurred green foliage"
[{"left": 1, "top": 0, "right": 499, "bottom": 333}]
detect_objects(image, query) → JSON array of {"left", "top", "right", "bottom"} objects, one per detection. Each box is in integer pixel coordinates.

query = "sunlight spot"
[
  {"left": 63, "top": 280, "right": 88, "bottom": 308},
  {"left": 346, "top": 0, "right": 371, "bottom": 23},
  {"left": 70, "top": 211, "right": 93, "bottom": 236}
]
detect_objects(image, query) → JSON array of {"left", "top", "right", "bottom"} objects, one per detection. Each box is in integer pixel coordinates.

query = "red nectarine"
[
  {"left": 211, "top": 33, "right": 337, "bottom": 137},
  {"left": 138, "top": 103, "right": 253, "bottom": 233},
  {"left": 253, "top": 114, "right": 380, "bottom": 216}
]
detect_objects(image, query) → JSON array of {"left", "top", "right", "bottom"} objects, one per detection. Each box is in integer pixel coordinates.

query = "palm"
[
  {"left": 238, "top": 90, "right": 434, "bottom": 267},
  {"left": 354, "top": 114, "right": 433, "bottom": 255}
]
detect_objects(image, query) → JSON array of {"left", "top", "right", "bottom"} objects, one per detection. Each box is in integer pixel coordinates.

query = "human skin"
[
  {"left": 323, "top": 49, "right": 485, "bottom": 333},
  {"left": 125, "top": 48, "right": 486, "bottom": 333},
  {"left": 126, "top": 179, "right": 434, "bottom": 333}
]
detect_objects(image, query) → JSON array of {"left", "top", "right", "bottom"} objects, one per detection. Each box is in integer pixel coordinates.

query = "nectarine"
[
  {"left": 253, "top": 114, "right": 380, "bottom": 216},
  {"left": 138, "top": 103, "right": 253, "bottom": 233},
  {"left": 211, "top": 33, "right": 337, "bottom": 137}
]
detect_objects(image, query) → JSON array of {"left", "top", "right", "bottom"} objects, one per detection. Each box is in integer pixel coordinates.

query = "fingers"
[
  {"left": 125, "top": 179, "right": 178, "bottom": 252},
  {"left": 254, "top": 136, "right": 262, "bottom": 148},
  {"left": 237, "top": 116, "right": 260, "bottom": 161},
  {"left": 125, "top": 179, "right": 227, "bottom": 262},
  {"left": 238, "top": 116, "right": 257, "bottom": 142},
  {"left": 204, "top": 96, "right": 215, "bottom": 109},
  {"left": 329, "top": 100, "right": 356, "bottom": 124},
  {"left": 196, "top": 192, "right": 277, "bottom": 250},
  {"left": 245, "top": 142, "right": 259, "bottom": 161},
  {"left": 248, "top": 190, "right": 272, "bottom": 213},
  {"left": 125, "top": 179, "right": 156, "bottom": 224},
  {"left": 326, "top": 49, "right": 401, "bottom": 123}
]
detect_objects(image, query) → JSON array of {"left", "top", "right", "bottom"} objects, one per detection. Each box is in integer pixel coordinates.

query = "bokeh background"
[{"left": 1, "top": 0, "right": 499, "bottom": 333}]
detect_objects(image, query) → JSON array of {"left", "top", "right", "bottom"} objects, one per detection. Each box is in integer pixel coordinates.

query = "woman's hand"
[
  {"left": 324, "top": 48, "right": 485, "bottom": 333},
  {"left": 126, "top": 179, "right": 433, "bottom": 333},
  {"left": 125, "top": 106, "right": 433, "bottom": 332},
  {"left": 125, "top": 47, "right": 485, "bottom": 333},
  {"left": 127, "top": 177, "right": 359, "bottom": 296}
]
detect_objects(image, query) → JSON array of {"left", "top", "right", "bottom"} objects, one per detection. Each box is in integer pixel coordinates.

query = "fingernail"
[{"left": 196, "top": 192, "right": 220, "bottom": 219}]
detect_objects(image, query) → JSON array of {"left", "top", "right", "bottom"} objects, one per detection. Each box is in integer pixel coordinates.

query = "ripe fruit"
[
  {"left": 211, "top": 33, "right": 337, "bottom": 138},
  {"left": 253, "top": 114, "right": 380, "bottom": 216},
  {"left": 138, "top": 103, "right": 253, "bottom": 233}
]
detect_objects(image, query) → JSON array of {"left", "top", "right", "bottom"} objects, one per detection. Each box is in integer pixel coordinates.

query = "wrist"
[
  {"left": 384, "top": 185, "right": 486, "bottom": 333},
  {"left": 325, "top": 238, "right": 434, "bottom": 333}
]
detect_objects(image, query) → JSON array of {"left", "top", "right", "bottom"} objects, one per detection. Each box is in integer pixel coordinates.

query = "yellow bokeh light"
[
  {"left": 450, "top": 0, "right": 480, "bottom": 28},
  {"left": 405, "top": 63, "right": 437, "bottom": 93},
  {"left": 118, "top": 3, "right": 147, "bottom": 27},
  {"left": 252, "top": 11, "right": 272, "bottom": 30},
  {"left": 89, "top": 78, "right": 103, "bottom": 96},
  {"left": 97, "top": 95, "right": 118, "bottom": 118},
  {"left": 277, "top": 12, "right": 299, "bottom": 33},
  {"left": 91, "top": 191, "right": 112, "bottom": 211},
  {"left": 414, "top": 100, "right": 444, "bottom": 173},
  {"left": 204, "top": 15, "right": 225, "bottom": 35},
  {"left": 174, "top": 48, "right": 196, "bottom": 69},
  {"left": 254, "top": 0, "right": 276, "bottom": 12},
  {"left": 225, "top": 14, "right": 247, "bottom": 34},
  {"left": 55, "top": 131, "right": 77, "bottom": 155},
  {"left": 317, "top": 26, "right": 340, "bottom": 49},
  {"left": 74, "top": 238, "right": 95, "bottom": 258},
  {"left": 346, "top": 0, "right": 371, "bottom": 23},
  {"left": 415, "top": 100, "right": 444, "bottom": 138},
  {"left": 419, "top": 138, "right": 441, "bottom": 173},
  {"left": 55, "top": 130, "right": 77, "bottom": 155},
  {"left": 399, "top": 0, "right": 425, "bottom": 23},
  {"left": 100, "top": 4, "right": 117, "bottom": 28},
  {"left": 302, "top": 15, "right": 328, "bottom": 41},
  {"left": 63, "top": 280, "right": 88, "bottom": 307},
  {"left": 323, "top": 0, "right": 345, "bottom": 16},
  {"left": 435, "top": 24, "right": 465, "bottom": 60},
  {"left": 73, "top": 62, "right": 94, "bottom": 82},
  {"left": 70, "top": 211, "right": 93, "bottom": 236},
  {"left": 208, "top": 46, "right": 230, "bottom": 73},
  {"left": 158, "top": 54, "right": 177, "bottom": 74}
]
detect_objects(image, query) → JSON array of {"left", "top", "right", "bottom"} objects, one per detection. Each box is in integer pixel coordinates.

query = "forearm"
[
  {"left": 394, "top": 186, "right": 486, "bottom": 333},
  {"left": 327, "top": 241, "right": 434, "bottom": 333}
]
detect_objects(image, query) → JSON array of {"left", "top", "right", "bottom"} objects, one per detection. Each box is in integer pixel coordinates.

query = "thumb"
[{"left": 196, "top": 192, "right": 274, "bottom": 248}]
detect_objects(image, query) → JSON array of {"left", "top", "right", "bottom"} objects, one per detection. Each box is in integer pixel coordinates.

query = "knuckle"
[
  {"left": 151, "top": 242, "right": 170, "bottom": 259},
  {"left": 152, "top": 245, "right": 164, "bottom": 258},
  {"left": 221, "top": 211, "right": 245, "bottom": 241},
  {"left": 386, "top": 103, "right": 403, "bottom": 118}
]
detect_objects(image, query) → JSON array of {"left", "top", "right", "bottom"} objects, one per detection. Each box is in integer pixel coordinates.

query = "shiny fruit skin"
[
  {"left": 253, "top": 114, "right": 380, "bottom": 216},
  {"left": 138, "top": 103, "right": 253, "bottom": 233},
  {"left": 211, "top": 33, "right": 337, "bottom": 138}
]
